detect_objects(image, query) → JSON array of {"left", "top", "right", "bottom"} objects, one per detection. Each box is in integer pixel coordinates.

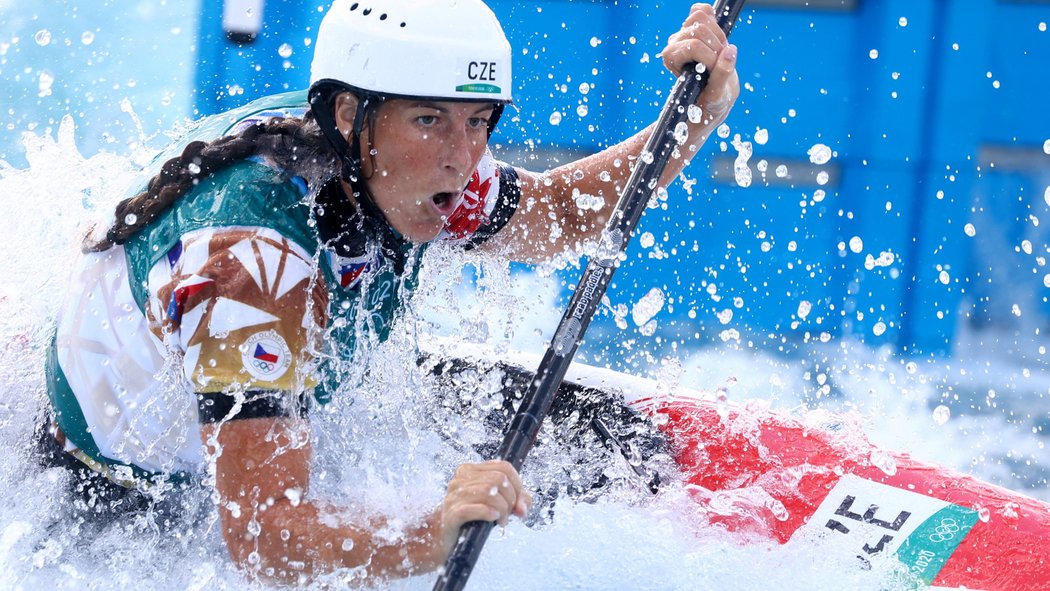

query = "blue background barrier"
[{"left": 194, "top": 0, "right": 1050, "bottom": 357}]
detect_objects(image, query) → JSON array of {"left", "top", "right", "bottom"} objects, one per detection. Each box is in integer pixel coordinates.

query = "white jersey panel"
[{"left": 55, "top": 247, "right": 202, "bottom": 473}]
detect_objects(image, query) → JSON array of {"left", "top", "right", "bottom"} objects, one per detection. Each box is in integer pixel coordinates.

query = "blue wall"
[{"left": 195, "top": 0, "right": 1050, "bottom": 356}]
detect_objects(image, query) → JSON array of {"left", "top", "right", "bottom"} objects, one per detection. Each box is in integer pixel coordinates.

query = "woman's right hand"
[{"left": 436, "top": 460, "right": 532, "bottom": 558}]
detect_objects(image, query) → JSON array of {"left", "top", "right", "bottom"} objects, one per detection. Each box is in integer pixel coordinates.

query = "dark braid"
[{"left": 86, "top": 114, "right": 338, "bottom": 253}]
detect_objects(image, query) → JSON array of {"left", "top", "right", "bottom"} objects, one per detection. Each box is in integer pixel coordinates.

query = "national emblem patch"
[{"left": 240, "top": 329, "right": 292, "bottom": 381}]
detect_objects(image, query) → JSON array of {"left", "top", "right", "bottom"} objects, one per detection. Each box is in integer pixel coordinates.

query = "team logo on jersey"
[
  {"left": 330, "top": 252, "right": 373, "bottom": 289},
  {"left": 240, "top": 330, "right": 292, "bottom": 381}
]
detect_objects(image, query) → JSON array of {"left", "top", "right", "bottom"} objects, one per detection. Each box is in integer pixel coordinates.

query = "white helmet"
[{"left": 310, "top": 0, "right": 512, "bottom": 104}]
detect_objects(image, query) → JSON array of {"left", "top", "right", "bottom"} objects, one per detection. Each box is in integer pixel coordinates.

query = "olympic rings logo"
[
  {"left": 928, "top": 518, "right": 961, "bottom": 543},
  {"left": 253, "top": 359, "right": 276, "bottom": 373}
]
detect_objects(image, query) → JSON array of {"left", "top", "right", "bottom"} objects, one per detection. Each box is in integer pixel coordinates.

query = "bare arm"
[
  {"left": 481, "top": 3, "right": 740, "bottom": 263},
  {"left": 202, "top": 417, "right": 530, "bottom": 585}
]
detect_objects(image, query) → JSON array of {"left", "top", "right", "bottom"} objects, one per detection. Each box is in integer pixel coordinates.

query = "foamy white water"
[{"left": 0, "top": 120, "right": 1047, "bottom": 591}]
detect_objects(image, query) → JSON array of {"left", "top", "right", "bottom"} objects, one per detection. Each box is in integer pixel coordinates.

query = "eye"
[
  {"left": 468, "top": 116, "right": 491, "bottom": 130},
  {"left": 416, "top": 114, "right": 439, "bottom": 126}
]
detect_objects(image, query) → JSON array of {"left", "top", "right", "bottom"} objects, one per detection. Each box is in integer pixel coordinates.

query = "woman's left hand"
[{"left": 660, "top": 3, "right": 741, "bottom": 129}]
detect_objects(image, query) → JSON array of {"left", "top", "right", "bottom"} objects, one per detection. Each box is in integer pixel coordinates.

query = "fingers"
[
  {"left": 658, "top": 2, "right": 741, "bottom": 128},
  {"left": 662, "top": 3, "right": 728, "bottom": 77},
  {"left": 442, "top": 461, "right": 531, "bottom": 534},
  {"left": 702, "top": 44, "right": 739, "bottom": 115}
]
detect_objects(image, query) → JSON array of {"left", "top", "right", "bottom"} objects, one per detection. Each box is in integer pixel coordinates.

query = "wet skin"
[{"left": 334, "top": 95, "right": 496, "bottom": 242}]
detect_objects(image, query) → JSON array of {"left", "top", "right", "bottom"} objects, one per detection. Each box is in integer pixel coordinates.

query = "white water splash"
[{"left": 0, "top": 93, "right": 1046, "bottom": 591}]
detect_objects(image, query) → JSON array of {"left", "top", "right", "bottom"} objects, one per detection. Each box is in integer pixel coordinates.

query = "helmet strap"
[{"left": 309, "top": 87, "right": 409, "bottom": 275}]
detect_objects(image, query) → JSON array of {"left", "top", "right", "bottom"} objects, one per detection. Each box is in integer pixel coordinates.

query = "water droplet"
[
  {"left": 284, "top": 487, "right": 302, "bottom": 506},
  {"left": 576, "top": 104, "right": 588, "bottom": 118},
  {"left": 733, "top": 136, "right": 753, "bottom": 188},
  {"left": 898, "top": 16, "right": 908, "bottom": 27},
  {"left": 964, "top": 223, "right": 976, "bottom": 237},
  {"left": 673, "top": 121, "right": 689, "bottom": 145},
  {"left": 977, "top": 506, "right": 991, "bottom": 522},
  {"left": 808, "top": 143, "right": 832, "bottom": 165},
  {"left": 775, "top": 165, "right": 788, "bottom": 178},
  {"left": 932, "top": 405, "right": 950, "bottom": 425},
  {"left": 1044, "top": 185, "right": 1050, "bottom": 206},
  {"left": 124, "top": 213, "right": 138, "bottom": 225},
  {"left": 849, "top": 236, "right": 864, "bottom": 254},
  {"left": 632, "top": 287, "right": 665, "bottom": 327},
  {"left": 797, "top": 300, "right": 812, "bottom": 320},
  {"left": 716, "top": 123, "right": 731, "bottom": 139},
  {"left": 939, "top": 270, "right": 950, "bottom": 285},
  {"left": 34, "top": 29, "right": 52, "bottom": 46},
  {"left": 754, "top": 128, "right": 769, "bottom": 145},
  {"left": 1044, "top": 274, "right": 1050, "bottom": 288},
  {"left": 816, "top": 171, "right": 830, "bottom": 185},
  {"left": 1044, "top": 139, "right": 1050, "bottom": 155},
  {"left": 278, "top": 43, "right": 293, "bottom": 58},
  {"left": 687, "top": 105, "right": 703, "bottom": 124},
  {"left": 37, "top": 70, "right": 54, "bottom": 97},
  {"left": 639, "top": 150, "right": 655, "bottom": 164},
  {"left": 549, "top": 111, "right": 562, "bottom": 126},
  {"left": 1040, "top": 22, "right": 1047, "bottom": 32},
  {"left": 869, "top": 449, "right": 897, "bottom": 475},
  {"left": 589, "top": 36, "right": 601, "bottom": 47},
  {"left": 80, "top": 31, "right": 95, "bottom": 45},
  {"left": 578, "top": 82, "right": 590, "bottom": 95},
  {"left": 188, "top": 162, "right": 201, "bottom": 175},
  {"left": 869, "top": 48, "right": 879, "bottom": 59},
  {"left": 872, "top": 321, "right": 887, "bottom": 336},
  {"left": 717, "top": 309, "right": 734, "bottom": 324},
  {"left": 1012, "top": 304, "right": 1022, "bottom": 317},
  {"left": 812, "top": 189, "right": 826, "bottom": 203},
  {"left": 639, "top": 232, "right": 655, "bottom": 248}
]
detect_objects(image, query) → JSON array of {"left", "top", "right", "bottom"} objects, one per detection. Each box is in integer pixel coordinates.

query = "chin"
[{"left": 397, "top": 222, "right": 443, "bottom": 244}]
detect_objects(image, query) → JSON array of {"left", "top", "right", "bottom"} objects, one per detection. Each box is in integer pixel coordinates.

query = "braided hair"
[{"left": 86, "top": 110, "right": 348, "bottom": 253}]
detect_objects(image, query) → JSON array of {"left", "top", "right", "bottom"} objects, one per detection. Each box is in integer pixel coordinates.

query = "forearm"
[
  {"left": 486, "top": 6, "right": 739, "bottom": 264},
  {"left": 500, "top": 114, "right": 720, "bottom": 263},
  {"left": 204, "top": 418, "right": 446, "bottom": 584},
  {"left": 543, "top": 113, "right": 719, "bottom": 217},
  {"left": 224, "top": 497, "right": 444, "bottom": 584}
]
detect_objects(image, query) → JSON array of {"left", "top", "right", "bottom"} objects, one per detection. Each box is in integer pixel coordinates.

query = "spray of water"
[{"left": 0, "top": 120, "right": 1046, "bottom": 589}]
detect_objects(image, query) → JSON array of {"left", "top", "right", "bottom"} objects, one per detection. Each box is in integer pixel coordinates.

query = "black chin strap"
[{"left": 308, "top": 88, "right": 408, "bottom": 274}]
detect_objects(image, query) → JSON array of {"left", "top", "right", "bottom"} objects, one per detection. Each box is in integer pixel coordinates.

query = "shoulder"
[
  {"left": 177, "top": 158, "right": 313, "bottom": 241},
  {"left": 126, "top": 159, "right": 320, "bottom": 300},
  {"left": 131, "top": 91, "right": 312, "bottom": 193}
]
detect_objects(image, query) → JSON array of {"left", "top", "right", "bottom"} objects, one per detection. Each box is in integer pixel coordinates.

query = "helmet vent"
[
  {"left": 363, "top": 8, "right": 372, "bottom": 16},
  {"left": 349, "top": 2, "right": 358, "bottom": 10},
  {"left": 379, "top": 13, "right": 387, "bottom": 20}
]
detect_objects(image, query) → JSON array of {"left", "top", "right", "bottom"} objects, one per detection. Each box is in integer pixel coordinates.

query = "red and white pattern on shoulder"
[{"left": 437, "top": 152, "right": 500, "bottom": 244}]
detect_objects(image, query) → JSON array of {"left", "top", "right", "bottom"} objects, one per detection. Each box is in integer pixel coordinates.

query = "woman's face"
[{"left": 335, "top": 95, "right": 494, "bottom": 242}]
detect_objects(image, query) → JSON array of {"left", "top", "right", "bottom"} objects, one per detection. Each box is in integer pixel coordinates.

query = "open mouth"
[{"left": 430, "top": 191, "right": 460, "bottom": 216}]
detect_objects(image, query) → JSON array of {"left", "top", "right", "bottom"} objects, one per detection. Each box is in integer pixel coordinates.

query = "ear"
[{"left": 333, "top": 92, "right": 358, "bottom": 138}]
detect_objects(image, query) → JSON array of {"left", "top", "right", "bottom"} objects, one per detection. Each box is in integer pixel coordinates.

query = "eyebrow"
[{"left": 408, "top": 101, "right": 495, "bottom": 115}]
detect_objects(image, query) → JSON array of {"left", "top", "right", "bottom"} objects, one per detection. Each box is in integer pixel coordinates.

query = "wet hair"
[{"left": 87, "top": 91, "right": 382, "bottom": 253}]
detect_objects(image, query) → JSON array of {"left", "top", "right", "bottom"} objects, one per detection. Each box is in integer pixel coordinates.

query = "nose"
[{"left": 442, "top": 125, "right": 475, "bottom": 179}]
